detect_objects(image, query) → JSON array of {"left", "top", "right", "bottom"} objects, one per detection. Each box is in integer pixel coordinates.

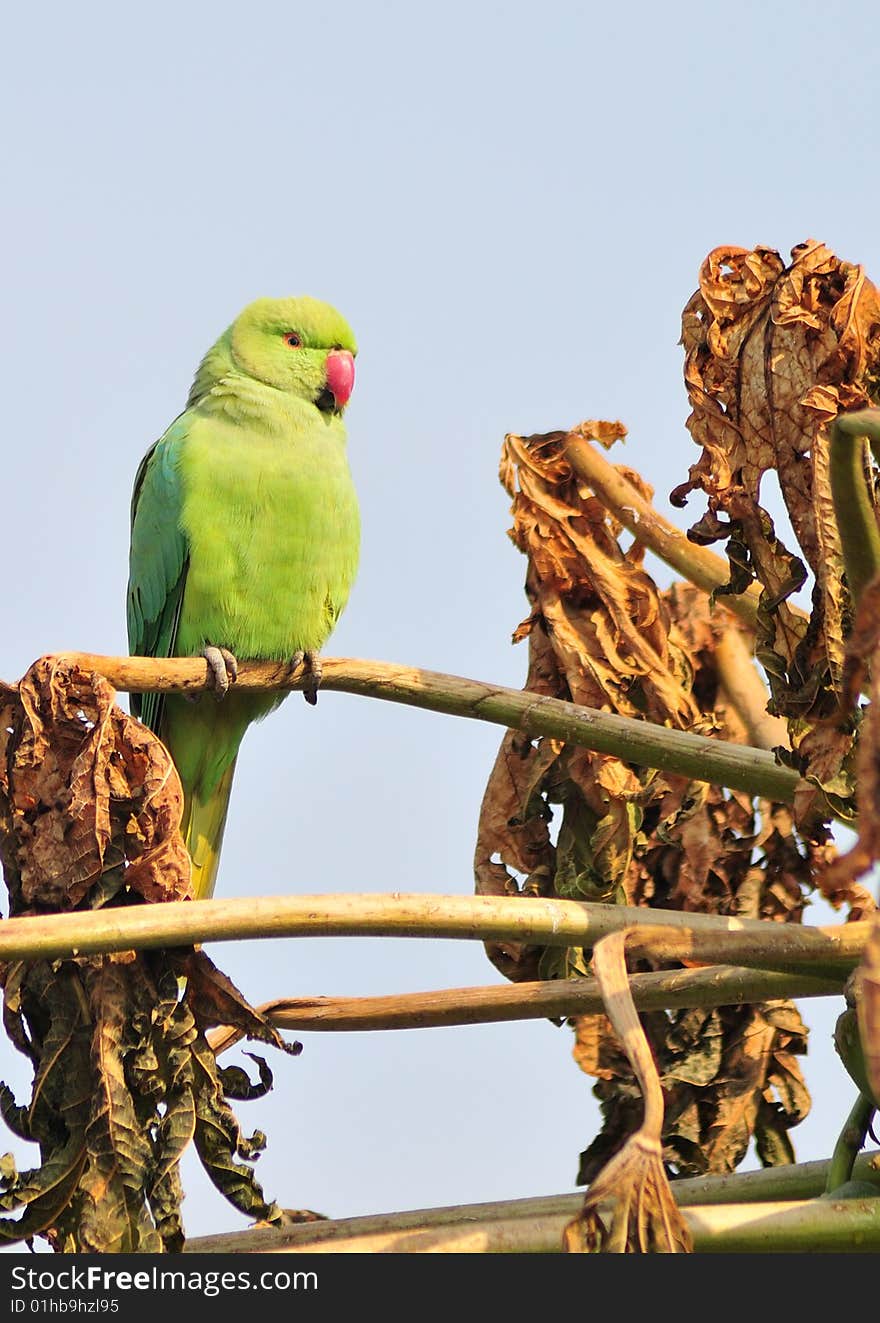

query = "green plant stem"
[
  {"left": 678, "top": 1151, "right": 880, "bottom": 1206},
  {"left": 183, "top": 1176, "right": 880, "bottom": 1254},
  {"left": 186, "top": 1153, "right": 880, "bottom": 1253},
  {"left": 687, "top": 1197, "right": 880, "bottom": 1253},
  {"left": 0, "top": 892, "right": 866, "bottom": 973},
  {"left": 49, "top": 652, "right": 805, "bottom": 802},
  {"left": 830, "top": 410, "right": 880, "bottom": 604},
  {"left": 825, "top": 1093, "right": 876, "bottom": 1193}
]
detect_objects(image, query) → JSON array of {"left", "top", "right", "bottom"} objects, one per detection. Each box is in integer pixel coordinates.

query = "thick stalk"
[
  {"left": 592, "top": 930, "right": 665, "bottom": 1136},
  {"left": 185, "top": 1155, "right": 880, "bottom": 1253},
  {"left": 564, "top": 435, "right": 808, "bottom": 628},
  {"left": 207, "top": 964, "right": 840, "bottom": 1052},
  {"left": 0, "top": 893, "right": 866, "bottom": 972},
  {"left": 46, "top": 653, "right": 804, "bottom": 802},
  {"left": 183, "top": 1187, "right": 880, "bottom": 1254},
  {"left": 825, "top": 1094, "right": 876, "bottom": 1193},
  {"left": 829, "top": 410, "right": 880, "bottom": 604}
]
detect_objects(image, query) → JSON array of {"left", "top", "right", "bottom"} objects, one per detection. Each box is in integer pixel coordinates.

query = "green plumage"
[{"left": 127, "top": 296, "right": 360, "bottom": 897}]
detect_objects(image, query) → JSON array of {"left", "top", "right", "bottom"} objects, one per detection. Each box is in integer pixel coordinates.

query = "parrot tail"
[{"left": 181, "top": 757, "right": 238, "bottom": 901}]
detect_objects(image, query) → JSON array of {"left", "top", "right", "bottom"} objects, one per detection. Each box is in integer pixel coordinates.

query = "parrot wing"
[{"left": 127, "top": 416, "right": 190, "bottom": 733}]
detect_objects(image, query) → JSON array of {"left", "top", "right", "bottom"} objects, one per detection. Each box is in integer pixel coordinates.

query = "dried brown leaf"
[
  {"left": 480, "top": 427, "right": 713, "bottom": 981},
  {"left": 571, "top": 1013, "right": 625, "bottom": 1082},
  {"left": 178, "top": 949, "right": 299, "bottom": 1056},
  {"left": 501, "top": 426, "right": 701, "bottom": 727},
  {"left": 0, "top": 657, "right": 190, "bottom": 912},
  {"left": 0, "top": 658, "right": 293, "bottom": 1251},
  {"left": 473, "top": 622, "right": 561, "bottom": 980},
  {"left": 673, "top": 240, "right": 880, "bottom": 822},
  {"left": 485, "top": 419, "right": 819, "bottom": 1185},
  {"left": 700, "top": 1002, "right": 809, "bottom": 1173}
]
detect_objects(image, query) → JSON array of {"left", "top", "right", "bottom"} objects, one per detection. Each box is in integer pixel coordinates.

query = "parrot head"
[{"left": 190, "top": 295, "right": 357, "bottom": 414}]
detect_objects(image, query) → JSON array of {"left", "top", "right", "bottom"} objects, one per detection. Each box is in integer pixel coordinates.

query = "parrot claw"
[
  {"left": 291, "top": 650, "right": 323, "bottom": 706},
  {"left": 202, "top": 646, "right": 239, "bottom": 700}
]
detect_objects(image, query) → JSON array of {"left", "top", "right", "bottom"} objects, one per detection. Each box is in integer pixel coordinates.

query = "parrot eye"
[{"left": 284, "top": 332, "right": 303, "bottom": 348}]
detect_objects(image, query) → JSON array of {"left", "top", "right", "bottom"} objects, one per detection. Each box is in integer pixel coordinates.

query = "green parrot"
[{"left": 127, "top": 296, "right": 360, "bottom": 899}]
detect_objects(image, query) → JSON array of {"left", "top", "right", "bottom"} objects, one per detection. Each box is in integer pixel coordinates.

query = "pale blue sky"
[{"left": 1, "top": 0, "right": 875, "bottom": 1242}]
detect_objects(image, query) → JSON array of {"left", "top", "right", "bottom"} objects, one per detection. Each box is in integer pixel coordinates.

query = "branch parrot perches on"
[{"left": 127, "top": 296, "right": 360, "bottom": 899}]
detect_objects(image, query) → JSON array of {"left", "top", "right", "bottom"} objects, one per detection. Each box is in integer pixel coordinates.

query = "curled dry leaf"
[
  {"left": 576, "top": 986, "right": 811, "bottom": 1182},
  {"left": 502, "top": 425, "right": 701, "bottom": 729},
  {"left": 672, "top": 240, "right": 880, "bottom": 825},
  {"left": 0, "top": 949, "right": 295, "bottom": 1251},
  {"left": 0, "top": 656, "right": 191, "bottom": 911},
  {"left": 477, "top": 425, "right": 706, "bottom": 979},
  {"left": 179, "top": 948, "right": 301, "bottom": 1055},
  {"left": 0, "top": 657, "right": 296, "bottom": 1250},
  {"left": 481, "top": 423, "right": 817, "bottom": 1187}
]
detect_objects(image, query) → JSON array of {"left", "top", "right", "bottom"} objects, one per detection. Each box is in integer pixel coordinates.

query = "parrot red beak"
[{"left": 325, "top": 350, "right": 355, "bottom": 409}]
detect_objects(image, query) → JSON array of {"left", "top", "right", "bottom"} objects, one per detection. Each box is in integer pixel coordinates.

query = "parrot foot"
[
  {"left": 291, "top": 650, "right": 323, "bottom": 706},
  {"left": 202, "top": 646, "right": 239, "bottom": 700}
]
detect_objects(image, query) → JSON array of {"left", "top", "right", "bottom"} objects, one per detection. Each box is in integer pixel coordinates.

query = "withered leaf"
[
  {"left": 477, "top": 427, "right": 708, "bottom": 980},
  {"left": 219, "top": 1054, "right": 274, "bottom": 1102},
  {"left": 698, "top": 1002, "right": 809, "bottom": 1175},
  {"left": 0, "top": 966, "right": 92, "bottom": 1243},
  {"left": 673, "top": 240, "right": 880, "bottom": 825},
  {"left": 484, "top": 418, "right": 822, "bottom": 1197},
  {"left": 0, "top": 657, "right": 191, "bottom": 912},
  {"left": 473, "top": 629, "right": 561, "bottom": 982},
  {"left": 178, "top": 949, "right": 300, "bottom": 1056},
  {"left": 0, "top": 950, "right": 293, "bottom": 1251},
  {"left": 189, "top": 1032, "right": 282, "bottom": 1228},
  {"left": 0, "top": 658, "right": 295, "bottom": 1250},
  {"left": 77, "top": 961, "right": 158, "bottom": 1253}
]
